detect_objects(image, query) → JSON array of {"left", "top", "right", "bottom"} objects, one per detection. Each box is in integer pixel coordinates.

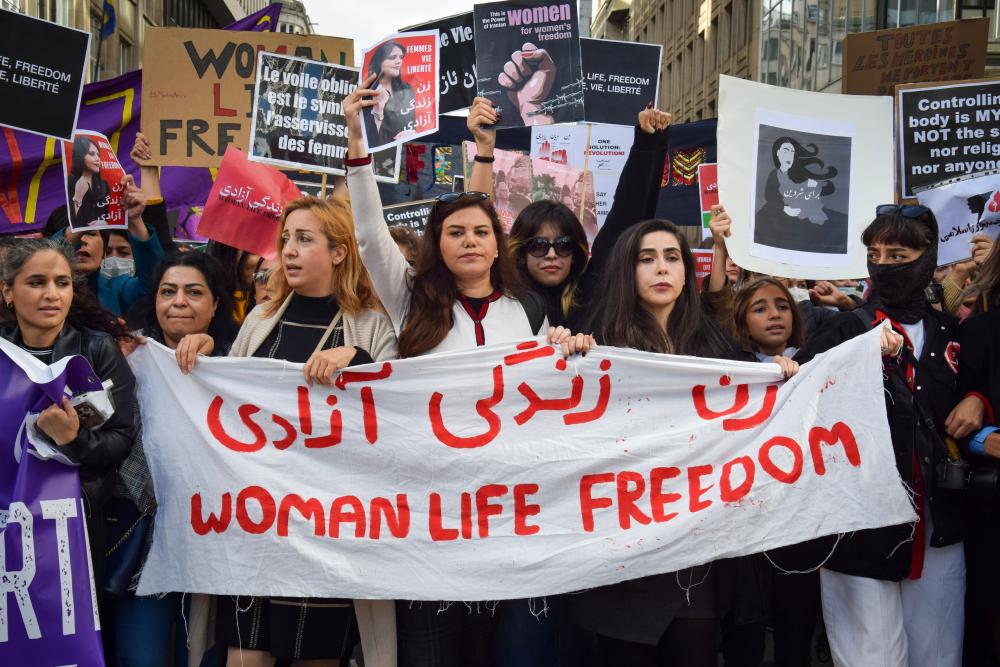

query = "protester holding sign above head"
[
  {"left": 465, "top": 96, "right": 673, "bottom": 332},
  {"left": 345, "top": 74, "right": 585, "bottom": 667},
  {"left": 0, "top": 238, "right": 135, "bottom": 614},
  {"left": 793, "top": 205, "right": 966, "bottom": 667}
]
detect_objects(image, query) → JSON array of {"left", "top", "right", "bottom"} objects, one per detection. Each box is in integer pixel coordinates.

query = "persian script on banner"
[{"left": 131, "top": 328, "right": 915, "bottom": 601}]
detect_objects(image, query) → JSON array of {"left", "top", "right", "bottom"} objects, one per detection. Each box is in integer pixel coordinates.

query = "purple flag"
[
  {"left": 0, "top": 4, "right": 282, "bottom": 235},
  {"left": 0, "top": 338, "right": 105, "bottom": 664}
]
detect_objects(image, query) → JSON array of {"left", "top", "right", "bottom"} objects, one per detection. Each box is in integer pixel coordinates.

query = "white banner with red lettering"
[{"left": 130, "top": 328, "right": 915, "bottom": 600}]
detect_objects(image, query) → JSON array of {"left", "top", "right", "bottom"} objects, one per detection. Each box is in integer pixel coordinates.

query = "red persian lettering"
[
  {"left": 429, "top": 365, "right": 505, "bottom": 449},
  {"left": 206, "top": 396, "right": 266, "bottom": 452},
  {"left": 692, "top": 375, "right": 778, "bottom": 431}
]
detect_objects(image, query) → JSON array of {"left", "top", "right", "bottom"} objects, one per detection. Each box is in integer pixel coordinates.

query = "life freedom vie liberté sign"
[{"left": 131, "top": 329, "right": 914, "bottom": 601}]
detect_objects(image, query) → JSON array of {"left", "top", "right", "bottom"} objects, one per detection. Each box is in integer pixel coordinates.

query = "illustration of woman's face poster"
[
  {"left": 62, "top": 130, "right": 128, "bottom": 232},
  {"left": 717, "top": 75, "right": 894, "bottom": 281},
  {"left": 750, "top": 111, "right": 854, "bottom": 264},
  {"left": 473, "top": 0, "right": 585, "bottom": 129},
  {"left": 360, "top": 30, "right": 440, "bottom": 154}
]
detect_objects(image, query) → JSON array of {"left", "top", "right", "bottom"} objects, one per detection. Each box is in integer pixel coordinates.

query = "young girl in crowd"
[
  {"left": 109, "top": 252, "right": 236, "bottom": 667},
  {"left": 345, "top": 76, "right": 584, "bottom": 667},
  {"left": 0, "top": 238, "right": 136, "bottom": 621},
  {"left": 218, "top": 195, "right": 398, "bottom": 667},
  {"left": 733, "top": 277, "right": 806, "bottom": 361},
  {"left": 571, "top": 218, "right": 797, "bottom": 667},
  {"left": 794, "top": 206, "right": 964, "bottom": 667}
]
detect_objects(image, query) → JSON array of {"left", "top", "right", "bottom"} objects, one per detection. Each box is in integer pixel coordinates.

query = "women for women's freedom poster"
[
  {"left": 717, "top": 75, "right": 894, "bottom": 280},
  {"left": 473, "top": 0, "right": 584, "bottom": 128},
  {"left": 61, "top": 130, "right": 127, "bottom": 232},
  {"left": 359, "top": 31, "right": 440, "bottom": 154}
]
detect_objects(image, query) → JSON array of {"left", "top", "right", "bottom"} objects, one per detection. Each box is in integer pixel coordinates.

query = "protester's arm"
[
  {"left": 467, "top": 97, "right": 498, "bottom": 198},
  {"left": 706, "top": 205, "right": 730, "bottom": 294},
  {"left": 344, "top": 75, "right": 414, "bottom": 332},
  {"left": 947, "top": 314, "right": 995, "bottom": 439},
  {"left": 579, "top": 107, "right": 671, "bottom": 306},
  {"left": 131, "top": 133, "right": 176, "bottom": 254}
]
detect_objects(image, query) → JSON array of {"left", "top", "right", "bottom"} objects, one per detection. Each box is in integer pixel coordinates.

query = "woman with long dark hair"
[
  {"left": 68, "top": 136, "right": 110, "bottom": 227},
  {"left": 364, "top": 40, "right": 416, "bottom": 147},
  {"left": 571, "top": 219, "right": 797, "bottom": 667},
  {"left": 345, "top": 75, "right": 584, "bottom": 667},
  {"left": 464, "top": 97, "right": 673, "bottom": 330},
  {"left": 0, "top": 238, "right": 135, "bottom": 626}
]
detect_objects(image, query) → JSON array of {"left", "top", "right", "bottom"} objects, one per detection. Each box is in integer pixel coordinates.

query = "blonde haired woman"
[{"left": 217, "top": 195, "right": 397, "bottom": 666}]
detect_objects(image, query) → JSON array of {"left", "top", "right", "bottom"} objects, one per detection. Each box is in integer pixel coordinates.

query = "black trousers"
[{"left": 596, "top": 618, "right": 720, "bottom": 667}]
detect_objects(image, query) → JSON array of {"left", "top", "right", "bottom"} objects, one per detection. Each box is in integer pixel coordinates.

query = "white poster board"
[
  {"left": 718, "top": 75, "right": 894, "bottom": 279},
  {"left": 916, "top": 172, "right": 1000, "bottom": 265}
]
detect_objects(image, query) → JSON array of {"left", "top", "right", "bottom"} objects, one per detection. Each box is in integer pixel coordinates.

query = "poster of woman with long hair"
[
  {"left": 359, "top": 30, "right": 439, "bottom": 153},
  {"left": 61, "top": 131, "right": 128, "bottom": 231},
  {"left": 751, "top": 115, "right": 852, "bottom": 259}
]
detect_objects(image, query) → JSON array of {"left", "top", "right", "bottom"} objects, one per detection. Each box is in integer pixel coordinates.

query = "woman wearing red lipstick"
[{"left": 572, "top": 219, "right": 798, "bottom": 667}]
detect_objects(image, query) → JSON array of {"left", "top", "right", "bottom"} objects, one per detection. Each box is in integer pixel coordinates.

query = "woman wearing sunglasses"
[
  {"left": 344, "top": 75, "right": 585, "bottom": 667},
  {"left": 465, "top": 97, "right": 673, "bottom": 329},
  {"left": 793, "top": 204, "right": 965, "bottom": 667}
]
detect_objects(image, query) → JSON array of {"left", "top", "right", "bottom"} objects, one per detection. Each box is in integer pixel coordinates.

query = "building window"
[{"left": 120, "top": 39, "right": 133, "bottom": 74}]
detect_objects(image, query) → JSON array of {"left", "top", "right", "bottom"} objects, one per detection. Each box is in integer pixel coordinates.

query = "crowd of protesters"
[{"left": 1, "top": 82, "right": 998, "bottom": 667}]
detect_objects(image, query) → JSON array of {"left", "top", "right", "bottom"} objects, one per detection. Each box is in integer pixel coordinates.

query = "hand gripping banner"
[{"left": 130, "top": 328, "right": 915, "bottom": 601}]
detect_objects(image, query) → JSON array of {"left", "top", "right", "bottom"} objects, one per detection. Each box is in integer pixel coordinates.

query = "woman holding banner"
[
  {"left": 793, "top": 206, "right": 965, "bottom": 667},
  {"left": 570, "top": 217, "right": 797, "bottom": 666},
  {"left": 0, "top": 238, "right": 136, "bottom": 620},
  {"left": 213, "top": 195, "right": 398, "bottom": 667},
  {"left": 344, "top": 75, "right": 585, "bottom": 667}
]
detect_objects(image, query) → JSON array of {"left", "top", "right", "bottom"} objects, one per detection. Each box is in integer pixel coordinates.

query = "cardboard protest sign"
[
  {"left": 916, "top": 172, "right": 1000, "bottom": 265},
  {"left": 403, "top": 12, "right": 477, "bottom": 114},
  {"left": 198, "top": 146, "right": 301, "bottom": 258},
  {"left": 62, "top": 131, "right": 128, "bottom": 232},
  {"left": 580, "top": 38, "right": 661, "bottom": 126},
  {"left": 465, "top": 142, "right": 598, "bottom": 238},
  {"left": 360, "top": 31, "right": 440, "bottom": 153},
  {"left": 0, "top": 10, "right": 89, "bottom": 141},
  {"left": 842, "top": 18, "right": 988, "bottom": 96},
  {"left": 130, "top": 328, "right": 914, "bottom": 600},
  {"left": 530, "top": 123, "right": 634, "bottom": 234},
  {"left": 698, "top": 162, "right": 718, "bottom": 237},
  {"left": 474, "top": 1, "right": 584, "bottom": 128},
  {"left": 249, "top": 52, "right": 358, "bottom": 175},
  {"left": 896, "top": 78, "right": 1000, "bottom": 199},
  {"left": 384, "top": 199, "right": 433, "bottom": 235},
  {"left": 140, "top": 28, "right": 353, "bottom": 168},
  {"left": 718, "top": 75, "right": 893, "bottom": 280},
  {"left": 0, "top": 337, "right": 105, "bottom": 665}
]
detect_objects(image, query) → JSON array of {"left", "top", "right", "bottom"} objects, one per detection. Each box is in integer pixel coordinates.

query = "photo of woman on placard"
[
  {"left": 753, "top": 126, "right": 850, "bottom": 255},
  {"left": 364, "top": 40, "right": 417, "bottom": 148},
  {"left": 68, "top": 136, "right": 111, "bottom": 228}
]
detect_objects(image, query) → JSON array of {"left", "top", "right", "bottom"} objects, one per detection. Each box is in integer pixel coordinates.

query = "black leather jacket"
[{"left": 1, "top": 322, "right": 136, "bottom": 518}]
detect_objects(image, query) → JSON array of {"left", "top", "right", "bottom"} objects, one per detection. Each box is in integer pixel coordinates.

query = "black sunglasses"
[
  {"left": 435, "top": 191, "right": 489, "bottom": 203},
  {"left": 875, "top": 204, "right": 931, "bottom": 219},
  {"left": 253, "top": 269, "right": 271, "bottom": 286},
  {"left": 525, "top": 236, "right": 575, "bottom": 258}
]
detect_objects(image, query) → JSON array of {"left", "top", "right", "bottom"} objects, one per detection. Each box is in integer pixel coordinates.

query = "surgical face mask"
[
  {"left": 787, "top": 287, "right": 809, "bottom": 303},
  {"left": 100, "top": 256, "right": 135, "bottom": 279},
  {"left": 838, "top": 286, "right": 860, "bottom": 300}
]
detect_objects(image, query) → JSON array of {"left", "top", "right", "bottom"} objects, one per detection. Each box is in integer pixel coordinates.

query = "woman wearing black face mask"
[{"left": 792, "top": 206, "right": 965, "bottom": 667}]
